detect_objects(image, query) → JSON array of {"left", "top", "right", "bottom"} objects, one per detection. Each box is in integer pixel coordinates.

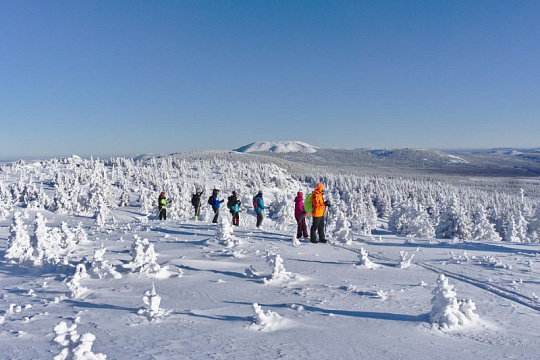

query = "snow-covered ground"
[
  {"left": 1, "top": 156, "right": 540, "bottom": 359},
  {"left": 4, "top": 210, "right": 540, "bottom": 359}
]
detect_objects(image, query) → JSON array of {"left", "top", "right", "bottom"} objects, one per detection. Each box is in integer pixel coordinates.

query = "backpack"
[
  {"left": 253, "top": 197, "right": 258, "bottom": 210},
  {"left": 227, "top": 196, "right": 234, "bottom": 210},
  {"left": 304, "top": 193, "right": 313, "bottom": 214},
  {"left": 208, "top": 196, "right": 214, "bottom": 206},
  {"left": 191, "top": 195, "right": 198, "bottom": 206}
]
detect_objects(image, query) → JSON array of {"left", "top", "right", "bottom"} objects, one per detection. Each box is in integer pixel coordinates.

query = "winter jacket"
[
  {"left": 294, "top": 192, "right": 305, "bottom": 220},
  {"left": 253, "top": 195, "right": 268, "bottom": 213},
  {"left": 312, "top": 183, "right": 326, "bottom": 218},
  {"left": 228, "top": 195, "right": 241, "bottom": 213},
  {"left": 211, "top": 196, "right": 224, "bottom": 210},
  {"left": 191, "top": 194, "right": 201, "bottom": 208},
  {"left": 158, "top": 195, "right": 170, "bottom": 210}
]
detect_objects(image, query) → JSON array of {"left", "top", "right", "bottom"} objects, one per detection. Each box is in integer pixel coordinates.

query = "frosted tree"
[
  {"left": 31, "top": 212, "right": 61, "bottom": 267},
  {"left": 263, "top": 251, "right": 295, "bottom": 284},
  {"left": 436, "top": 197, "right": 472, "bottom": 240},
  {"left": 355, "top": 247, "right": 379, "bottom": 269},
  {"left": 430, "top": 274, "right": 479, "bottom": 330},
  {"left": 4, "top": 212, "right": 33, "bottom": 264},
  {"left": 333, "top": 212, "right": 352, "bottom": 244},
  {"left": 137, "top": 283, "right": 167, "bottom": 320},
  {"left": 88, "top": 245, "right": 122, "bottom": 279},
  {"left": 66, "top": 264, "right": 89, "bottom": 299},
  {"left": 471, "top": 205, "right": 501, "bottom": 242},
  {"left": 94, "top": 197, "right": 109, "bottom": 229}
]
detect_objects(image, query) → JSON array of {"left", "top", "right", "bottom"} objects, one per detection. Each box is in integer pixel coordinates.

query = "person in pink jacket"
[{"left": 294, "top": 192, "right": 309, "bottom": 239}]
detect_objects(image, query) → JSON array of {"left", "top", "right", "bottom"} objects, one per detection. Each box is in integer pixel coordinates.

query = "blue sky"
[{"left": 1, "top": 1, "right": 539, "bottom": 159}]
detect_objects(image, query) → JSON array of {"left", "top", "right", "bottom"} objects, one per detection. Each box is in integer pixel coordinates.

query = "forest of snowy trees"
[{"left": 1, "top": 154, "right": 539, "bottom": 249}]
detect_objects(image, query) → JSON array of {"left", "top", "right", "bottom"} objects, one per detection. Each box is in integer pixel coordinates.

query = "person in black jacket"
[
  {"left": 227, "top": 191, "right": 241, "bottom": 226},
  {"left": 191, "top": 191, "right": 203, "bottom": 221}
]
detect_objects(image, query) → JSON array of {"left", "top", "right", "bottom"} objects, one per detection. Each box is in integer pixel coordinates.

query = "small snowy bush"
[
  {"left": 355, "top": 247, "right": 379, "bottom": 269},
  {"left": 137, "top": 284, "right": 168, "bottom": 320},
  {"left": 250, "top": 303, "right": 290, "bottom": 332},
  {"left": 53, "top": 321, "right": 107, "bottom": 360},
  {"left": 398, "top": 251, "right": 414, "bottom": 269},
  {"left": 430, "top": 274, "right": 479, "bottom": 330},
  {"left": 263, "top": 251, "right": 295, "bottom": 284}
]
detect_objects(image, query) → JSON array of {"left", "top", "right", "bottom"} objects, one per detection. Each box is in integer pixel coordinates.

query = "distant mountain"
[{"left": 234, "top": 141, "right": 317, "bottom": 153}]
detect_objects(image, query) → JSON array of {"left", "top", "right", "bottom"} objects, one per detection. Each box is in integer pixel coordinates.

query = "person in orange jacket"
[{"left": 310, "top": 183, "right": 330, "bottom": 243}]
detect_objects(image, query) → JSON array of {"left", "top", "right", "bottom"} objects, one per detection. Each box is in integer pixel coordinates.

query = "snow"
[
  {"left": 234, "top": 141, "right": 317, "bottom": 153},
  {"left": 1, "top": 156, "right": 540, "bottom": 359}
]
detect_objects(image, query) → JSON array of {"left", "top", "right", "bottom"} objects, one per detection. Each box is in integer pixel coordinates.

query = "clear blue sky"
[{"left": 1, "top": 0, "right": 539, "bottom": 159}]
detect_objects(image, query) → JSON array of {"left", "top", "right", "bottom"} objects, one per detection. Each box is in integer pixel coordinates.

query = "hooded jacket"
[
  {"left": 294, "top": 192, "right": 305, "bottom": 220},
  {"left": 312, "top": 183, "right": 326, "bottom": 218}
]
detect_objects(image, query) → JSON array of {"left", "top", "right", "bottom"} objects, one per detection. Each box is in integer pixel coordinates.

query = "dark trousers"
[
  {"left": 296, "top": 216, "right": 308, "bottom": 238},
  {"left": 310, "top": 216, "right": 325, "bottom": 243},
  {"left": 231, "top": 211, "right": 239, "bottom": 226},
  {"left": 212, "top": 208, "right": 220, "bottom": 223},
  {"left": 256, "top": 212, "right": 264, "bottom": 228},
  {"left": 194, "top": 205, "right": 201, "bottom": 218},
  {"left": 159, "top": 208, "right": 167, "bottom": 220}
]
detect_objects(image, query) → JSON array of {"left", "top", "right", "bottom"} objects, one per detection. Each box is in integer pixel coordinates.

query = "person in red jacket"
[
  {"left": 310, "top": 183, "right": 329, "bottom": 243},
  {"left": 294, "top": 192, "right": 309, "bottom": 239}
]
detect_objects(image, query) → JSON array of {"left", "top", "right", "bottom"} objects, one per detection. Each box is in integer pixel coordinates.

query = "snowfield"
[
  {"left": 1, "top": 155, "right": 540, "bottom": 359},
  {"left": 234, "top": 141, "right": 317, "bottom": 153}
]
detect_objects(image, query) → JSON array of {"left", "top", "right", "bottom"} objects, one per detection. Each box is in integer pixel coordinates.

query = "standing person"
[
  {"left": 310, "top": 183, "right": 330, "bottom": 243},
  {"left": 191, "top": 190, "right": 203, "bottom": 221},
  {"left": 209, "top": 189, "right": 224, "bottom": 224},
  {"left": 227, "top": 191, "right": 241, "bottom": 226},
  {"left": 294, "top": 191, "right": 309, "bottom": 239},
  {"left": 253, "top": 191, "right": 268, "bottom": 228},
  {"left": 158, "top": 191, "right": 170, "bottom": 220}
]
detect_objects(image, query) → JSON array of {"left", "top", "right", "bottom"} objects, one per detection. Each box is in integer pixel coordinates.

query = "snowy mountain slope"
[{"left": 234, "top": 141, "right": 317, "bottom": 153}]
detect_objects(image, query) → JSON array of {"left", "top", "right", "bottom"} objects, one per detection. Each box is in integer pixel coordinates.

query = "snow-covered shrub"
[
  {"left": 127, "top": 236, "right": 160, "bottom": 274},
  {"left": 250, "top": 303, "right": 291, "bottom": 332},
  {"left": 268, "top": 194, "right": 295, "bottom": 231},
  {"left": 263, "top": 251, "right": 295, "bottom": 284},
  {"left": 397, "top": 251, "right": 414, "bottom": 269},
  {"left": 30, "top": 213, "right": 64, "bottom": 267},
  {"left": 87, "top": 245, "right": 121, "bottom": 279},
  {"left": 93, "top": 197, "right": 109, "bottom": 229},
  {"left": 126, "top": 236, "right": 175, "bottom": 278},
  {"left": 355, "top": 247, "right": 379, "bottom": 269},
  {"left": 66, "top": 264, "right": 89, "bottom": 299},
  {"left": 430, "top": 274, "right": 479, "bottom": 330},
  {"left": 216, "top": 217, "right": 236, "bottom": 246},
  {"left": 333, "top": 212, "right": 352, "bottom": 244},
  {"left": 4, "top": 212, "right": 33, "bottom": 265},
  {"left": 53, "top": 321, "right": 107, "bottom": 360},
  {"left": 137, "top": 284, "right": 168, "bottom": 320}
]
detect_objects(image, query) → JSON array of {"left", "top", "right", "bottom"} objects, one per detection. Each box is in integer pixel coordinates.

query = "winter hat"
[
  {"left": 297, "top": 191, "right": 303, "bottom": 198},
  {"left": 316, "top": 183, "right": 324, "bottom": 191},
  {"left": 160, "top": 191, "right": 165, "bottom": 196},
  {"left": 232, "top": 191, "right": 237, "bottom": 196}
]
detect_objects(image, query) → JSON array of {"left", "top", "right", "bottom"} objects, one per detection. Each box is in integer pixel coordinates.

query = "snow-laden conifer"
[
  {"left": 430, "top": 274, "right": 479, "bottom": 330},
  {"left": 5, "top": 212, "right": 33, "bottom": 264}
]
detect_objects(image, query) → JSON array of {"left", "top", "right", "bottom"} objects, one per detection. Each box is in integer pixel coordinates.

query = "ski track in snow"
[{"left": 330, "top": 241, "right": 540, "bottom": 313}]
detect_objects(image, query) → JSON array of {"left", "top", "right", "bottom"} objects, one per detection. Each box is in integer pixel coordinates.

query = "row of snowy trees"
[{"left": 1, "top": 155, "right": 540, "bottom": 242}]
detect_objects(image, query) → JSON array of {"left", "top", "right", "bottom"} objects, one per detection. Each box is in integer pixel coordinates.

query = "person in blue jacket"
[
  {"left": 253, "top": 191, "right": 268, "bottom": 228},
  {"left": 209, "top": 189, "right": 224, "bottom": 223}
]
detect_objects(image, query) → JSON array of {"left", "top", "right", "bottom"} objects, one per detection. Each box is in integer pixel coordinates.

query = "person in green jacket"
[{"left": 158, "top": 191, "right": 170, "bottom": 220}]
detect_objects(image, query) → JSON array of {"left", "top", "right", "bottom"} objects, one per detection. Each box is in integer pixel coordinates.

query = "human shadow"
[{"left": 290, "top": 258, "right": 356, "bottom": 266}]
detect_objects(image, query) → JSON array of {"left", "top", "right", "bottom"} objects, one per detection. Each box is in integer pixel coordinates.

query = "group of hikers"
[{"left": 158, "top": 183, "right": 331, "bottom": 243}]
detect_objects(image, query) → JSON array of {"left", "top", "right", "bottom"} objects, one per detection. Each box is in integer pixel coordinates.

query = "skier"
[
  {"left": 310, "top": 183, "right": 330, "bottom": 243},
  {"left": 227, "top": 191, "right": 241, "bottom": 226},
  {"left": 209, "top": 189, "right": 224, "bottom": 224},
  {"left": 158, "top": 191, "right": 170, "bottom": 221},
  {"left": 253, "top": 191, "right": 269, "bottom": 228},
  {"left": 191, "top": 190, "right": 203, "bottom": 221},
  {"left": 294, "top": 191, "right": 309, "bottom": 239}
]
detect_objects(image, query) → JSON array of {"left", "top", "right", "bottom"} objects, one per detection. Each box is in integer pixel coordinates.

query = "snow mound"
[
  {"left": 250, "top": 303, "right": 293, "bottom": 332},
  {"left": 234, "top": 141, "right": 317, "bottom": 153}
]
